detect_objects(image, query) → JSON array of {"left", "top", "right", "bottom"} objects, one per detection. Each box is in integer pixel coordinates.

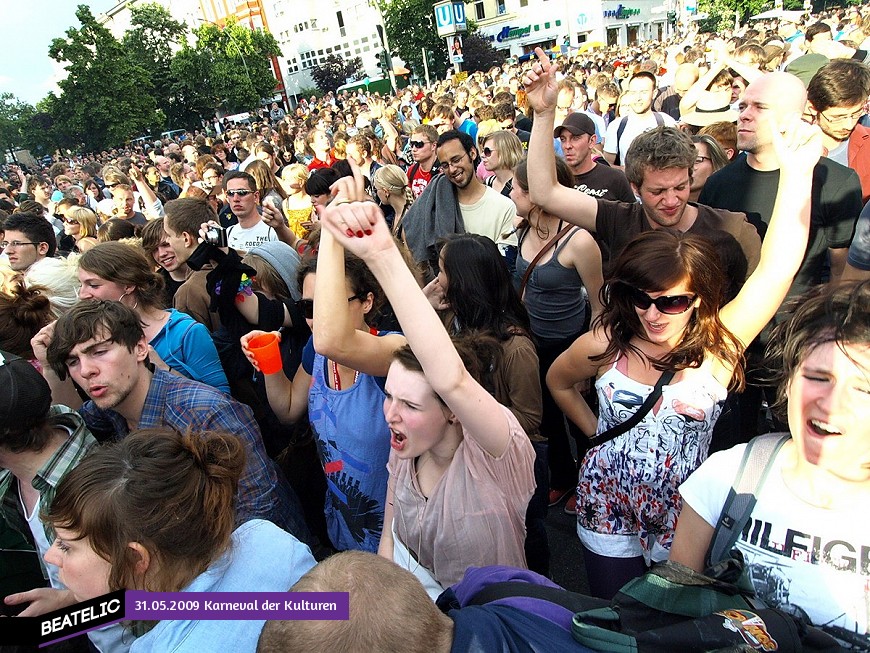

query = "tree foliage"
[
  {"left": 460, "top": 33, "right": 503, "bottom": 74},
  {"left": 310, "top": 54, "right": 365, "bottom": 93},
  {"left": 381, "top": 0, "right": 449, "bottom": 80},
  {"left": 696, "top": 0, "right": 767, "bottom": 30},
  {"left": 47, "top": 5, "right": 161, "bottom": 151},
  {"left": 122, "top": 3, "right": 187, "bottom": 129},
  {"left": 0, "top": 93, "right": 29, "bottom": 158},
  {"left": 170, "top": 19, "right": 282, "bottom": 122}
]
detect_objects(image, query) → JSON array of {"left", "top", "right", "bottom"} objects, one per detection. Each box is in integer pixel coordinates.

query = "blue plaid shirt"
[{"left": 79, "top": 370, "right": 283, "bottom": 528}]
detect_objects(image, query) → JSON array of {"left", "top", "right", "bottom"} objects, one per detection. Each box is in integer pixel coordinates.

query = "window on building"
[
  {"left": 363, "top": 45, "right": 370, "bottom": 52},
  {"left": 498, "top": 0, "right": 506, "bottom": 14},
  {"left": 475, "top": 1, "right": 485, "bottom": 20}
]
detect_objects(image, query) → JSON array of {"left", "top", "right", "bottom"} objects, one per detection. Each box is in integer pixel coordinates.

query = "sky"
[{"left": 1, "top": 0, "right": 118, "bottom": 105}]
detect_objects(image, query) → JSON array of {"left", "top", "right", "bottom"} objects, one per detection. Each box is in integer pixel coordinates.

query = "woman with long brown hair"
[{"left": 523, "top": 46, "right": 823, "bottom": 599}]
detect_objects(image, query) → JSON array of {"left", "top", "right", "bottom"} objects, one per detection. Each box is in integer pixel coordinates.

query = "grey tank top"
[{"left": 515, "top": 224, "right": 588, "bottom": 341}]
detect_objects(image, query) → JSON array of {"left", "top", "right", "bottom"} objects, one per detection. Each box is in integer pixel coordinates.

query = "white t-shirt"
[
  {"left": 680, "top": 443, "right": 870, "bottom": 644},
  {"left": 604, "top": 111, "right": 677, "bottom": 165},
  {"left": 460, "top": 186, "right": 518, "bottom": 247},
  {"left": 226, "top": 219, "right": 277, "bottom": 252}
]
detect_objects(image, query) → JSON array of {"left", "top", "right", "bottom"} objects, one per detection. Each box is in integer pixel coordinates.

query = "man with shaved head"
[
  {"left": 701, "top": 72, "right": 860, "bottom": 295},
  {"left": 699, "top": 71, "right": 862, "bottom": 442}
]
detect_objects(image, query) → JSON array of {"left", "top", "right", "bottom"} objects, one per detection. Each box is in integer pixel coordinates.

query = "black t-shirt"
[
  {"left": 699, "top": 154, "right": 861, "bottom": 298},
  {"left": 573, "top": 163, "right": 635, "bottom": 203},
  {"left": 595, "top": 200, "right": 761, "bottom": 300}
]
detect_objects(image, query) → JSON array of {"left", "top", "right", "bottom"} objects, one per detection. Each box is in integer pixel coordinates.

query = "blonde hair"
[
  {"left": 65, "top": 206, "right": 99, "bottom": 239},
  {"left": 482, "top": 130, "right": 524, "bottom": 171},
  {"left": 281, "top": 163, "right": 309, "bottom": 187},
  {"left": 373, "top": 164, "right": 413, "bottom": 206}
]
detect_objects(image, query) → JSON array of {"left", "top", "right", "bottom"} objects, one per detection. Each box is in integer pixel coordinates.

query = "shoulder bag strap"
[
  {"left": 704, "top": 433, "right": 790, "bottom": 568},
  {"left": 613, "top": 116, "right": 629, "bottom": 166},
  {"left": 518, "top": 223, "right": 573, "bottom": 298},
  {"left": 467, "top": 580, "right": 609, "bottom": 613},
  {"left": 588, "top": 369, "right": 675, "bottom": 448}
]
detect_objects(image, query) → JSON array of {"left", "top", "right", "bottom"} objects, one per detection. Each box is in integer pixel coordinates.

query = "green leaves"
[
  {"left": 310, "top": 54, "right": 365, "bottom": 93},
  {"left": 381, "top": 0, "right": 449, "bottom": 80},
  {"left": 4, "top": 4, "right": 286, "bottom": 154}
]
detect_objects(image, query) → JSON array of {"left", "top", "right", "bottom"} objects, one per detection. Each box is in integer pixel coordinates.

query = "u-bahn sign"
[{"left": 434, "top": 1, "right": 467, "bottom": 36}]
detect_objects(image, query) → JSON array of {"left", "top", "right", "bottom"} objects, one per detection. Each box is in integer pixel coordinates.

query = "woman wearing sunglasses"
[
  {"left": 481, "top": 130, "right": 524, "bottom": 197},
  {"left": 240, "top": 226, "right": 406, "bottom": 555},
  {"left": 61, "top": 206, "right": 99, "bottom": 254},
  {"left": 545, "top": 117, "right": 822, "bottom": 598}
]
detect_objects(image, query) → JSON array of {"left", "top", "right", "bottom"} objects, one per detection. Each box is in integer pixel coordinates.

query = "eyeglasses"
[
  {"left": 105, "top": 183, "right": 119, "bottom": 188},
  {"left": 296, "top": 293, "right": 365, "bottom": 319},
  {"left": 694, "top": 156, "right": 711, "bottom": 165},
  {"left": 626, "top": 286, "right": 697, "bottom": 314},
  {"left": 226, "top": 189, "right": 256, "bottom": 198},
  {"left": 482, "top": 147, "right": 496, "bottom": 157},
  {"left": 1, "top": 241, "right": 39, "bottom": 249},
  {"left": 63, "top": 217, "right": 80, "bottom": 225},
  {"left": 409, "top": 140, "right": 430, "bottom": 149},
  {"left": 819, "top": 108, "right": 865, "bottom": 124},
  {"left": 440, "top": 153, "right": 470, "bottom": 171}
]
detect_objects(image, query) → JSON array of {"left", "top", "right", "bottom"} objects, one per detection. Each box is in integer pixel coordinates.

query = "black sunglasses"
[
  {"left": 409, "top": 140, "right": 429, "bottom": 149},
  {"left": 482, "top": 147, "right": 495, "bottom": 157},
  {"left": 626, "top": 286, "right": 697, "bottom": 314},
  {"left": 297, "top": 293, "right": 365, "bottom": 319}
]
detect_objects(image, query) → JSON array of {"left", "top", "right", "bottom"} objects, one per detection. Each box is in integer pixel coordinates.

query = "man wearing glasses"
[
  {"left": 806, "top": 59, "right": 870, "bottom": 202},
  {"left": 407, "top": 124, "right": 440, "bottom": 199},
  {"left": 223, "top": 171, "right": 279, "bottom": 252},
  {"left": 1, "top": 213, "right": 55, "bottom": 273}
]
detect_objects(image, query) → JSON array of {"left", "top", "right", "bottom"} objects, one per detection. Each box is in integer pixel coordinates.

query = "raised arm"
[
  {"left": 129, "top": 164, "right": 164, "bottom": 218},
  {"left": 313, "top": 226, "right": 406, "bottom": 377},
  {"left": 524, "top": 47, "right": 599, "bottom": 232},
  {"left": 321, "top": 190, "right": 514, "bottom": 457},
  {"left": 567, "top": 229, "right": 605, "bottom": 320},
  {"left": 718, "top": 117, "right": 821, "bottom": 350},
  {"left": 240, "top": 330, "right": 309, "bottom": 424}
]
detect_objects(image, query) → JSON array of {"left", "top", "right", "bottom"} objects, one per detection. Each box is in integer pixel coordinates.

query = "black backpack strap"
[
  {"left": 467, "top": 581, "right": 609, "bottom": 613},
  {"left": 613, "top": 117, "right": 629, "bottom": 166},
  {"left": 588, "top": 370, "right": 675, "bottom": 448},
  {"left": 704, "top": 433, "right": 790, "bottom": 569}
]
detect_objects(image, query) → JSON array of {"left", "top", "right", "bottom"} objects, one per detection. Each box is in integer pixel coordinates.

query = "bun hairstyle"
[
  {"left": 45, "top": 428, "right": 245, "bottom": 596},
  {"left": 79, "top": 241, "right": 166, "bottom": 309},
  {"left": 0, "top": 279, "right": 53, "bottom": 358}
]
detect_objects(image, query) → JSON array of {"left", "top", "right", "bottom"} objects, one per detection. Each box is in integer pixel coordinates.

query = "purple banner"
[{"left": 125, "top": 591, "right": 348, "bottom": 620}]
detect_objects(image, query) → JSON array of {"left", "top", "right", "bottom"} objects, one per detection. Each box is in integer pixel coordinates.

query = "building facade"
[{"left": 475, "top": 0, "right": 670, "bottom": 57}]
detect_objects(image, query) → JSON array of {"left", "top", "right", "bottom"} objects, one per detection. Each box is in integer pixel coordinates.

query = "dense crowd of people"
[{"left": 1, "top": 6, "right": 869, "bottom": 652}]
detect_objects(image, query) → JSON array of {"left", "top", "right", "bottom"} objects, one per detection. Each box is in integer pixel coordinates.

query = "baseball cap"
[
  {"left": 0, "top": 350, "right": 51, "bottom": 436},
  {"left": 555, "top": 113, "right": 596, "bottom": 138}
]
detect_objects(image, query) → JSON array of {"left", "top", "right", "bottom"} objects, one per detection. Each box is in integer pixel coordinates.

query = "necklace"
[{"left": 330, "top": 360, "right": 359, "bottom": 391}]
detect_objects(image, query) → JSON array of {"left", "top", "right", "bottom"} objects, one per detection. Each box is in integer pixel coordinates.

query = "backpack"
[
  {"left": 465, "top": 435, "right": 842, "bottom": 653},
  {"left": 612, "top": 113, "right": 665, "bottom": 166}
]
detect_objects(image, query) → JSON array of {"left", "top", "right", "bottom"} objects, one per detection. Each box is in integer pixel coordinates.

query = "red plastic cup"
[{"left": 247, "top": 333, "right": 282, "bottom": 375}]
